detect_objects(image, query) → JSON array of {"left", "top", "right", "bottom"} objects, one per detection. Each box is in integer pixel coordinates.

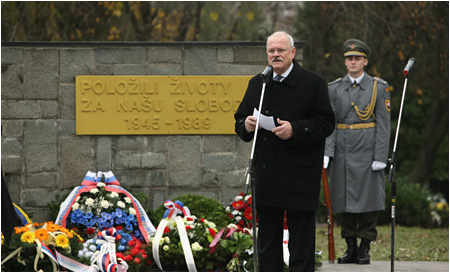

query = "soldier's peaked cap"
[{"left": 343, "top": 39, "right": 371, "bottom": 58}]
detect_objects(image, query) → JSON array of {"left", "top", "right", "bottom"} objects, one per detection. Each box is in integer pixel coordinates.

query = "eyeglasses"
[{"left": 267, "top": 48, "right": 291, "bottom": 55}]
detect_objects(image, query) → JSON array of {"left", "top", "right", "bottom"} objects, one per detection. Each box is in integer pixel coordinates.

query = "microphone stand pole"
[
  {"left": 388, "top": 71, "right": 410, "bottom": 272},
  {"left": 245, "top": 75, "right": 270, "bottom": 273}
]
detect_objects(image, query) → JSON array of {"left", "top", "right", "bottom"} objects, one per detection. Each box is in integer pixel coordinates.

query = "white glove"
[
  {"left": 372, "top": 161, "right": 387, "bottom": 171},
  {"left": 323, "top": 156, "right": 330, "bottom": 169}
]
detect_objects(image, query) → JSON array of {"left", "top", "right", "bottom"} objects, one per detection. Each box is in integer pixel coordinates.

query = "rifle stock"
[{"left": 322, "top": 167, "right": 335, "bottom": 263}]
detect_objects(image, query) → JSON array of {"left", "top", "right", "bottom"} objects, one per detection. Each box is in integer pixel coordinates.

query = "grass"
[{"left": 316, "top": 225, "right": 449, "bottom": 262}]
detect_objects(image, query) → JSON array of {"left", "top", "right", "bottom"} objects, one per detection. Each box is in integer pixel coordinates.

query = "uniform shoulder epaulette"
[
  {"left": 328, "top": 77, "right": 342, "bottom": 85},
  {"left": 373, "top": 76, "right": 387, "bottom": 85}
]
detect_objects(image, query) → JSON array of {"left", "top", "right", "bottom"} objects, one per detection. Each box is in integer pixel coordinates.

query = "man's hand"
[
  {"left": 272, "top": 118, "right": 293, "bottom": 140},
  {"left": 245, "top": 116, "right": 260, "bottom": 132}
]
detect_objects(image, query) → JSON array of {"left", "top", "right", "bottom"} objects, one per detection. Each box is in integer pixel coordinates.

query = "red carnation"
[
  {"left": 232, "top": 200, "right": 244, "bottom": 210},
  {"left": 86, "top": 227, "right": 95, "bottom": 235},
  {"left": 185, "top": 226, "right": 193, "bottom": 230},
  {"left": 124, "top": 255, "right": 133, "bottom": 262},
  {"left": 164, "top": 226, "right": 170, "bottom": 233},
  {"left": 133, "top": 258, "right": 141, "bottom": 264},
  {"left": 247, "top": 196, "right": 252, "bottom": 205},
  {"left": 128, "top": 240, "right": 135, "bottom": 247},
  {"left": 115, "top": 226, "right": 123, "bottom": 230},
  {"left": 130, "top": 248, "right": 140, "bottom": 257},
  {"left": 209, "top": 228, "right": 217, "bottom": 237}
]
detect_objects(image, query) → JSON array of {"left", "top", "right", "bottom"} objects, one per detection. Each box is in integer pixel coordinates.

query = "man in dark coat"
[{"left": 234, "top": 31, "right": 335, "bottom": 271}]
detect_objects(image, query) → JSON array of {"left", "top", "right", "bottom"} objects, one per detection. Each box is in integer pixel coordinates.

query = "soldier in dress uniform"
[{"left": 323, "top": 39, "right": 391, "bottom": 265}]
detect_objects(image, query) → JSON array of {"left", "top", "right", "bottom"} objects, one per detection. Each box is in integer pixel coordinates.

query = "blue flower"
[
  {"left": 116, "top": 209, "right": 123, "bottom": 218},
  {"left": 101, "top": 212, "right": 108, "bottom": 220},
  {"left": 125, "top": 224, "right": 133, "bottom": 231},
  {"left": 75, "top": 209, "right": 83, "bottom": 217},
  {"left": 86, "top": 212, "right": 93, "bottom": 219},
  {"left": 118, "top": 245, "right": 126, "bottom": 252},
  {"left": 128, "top": 214, "right": 134, "bottom": 221},
  {"left": 135, "top": 230, "right": 141, "bottom": 237}
]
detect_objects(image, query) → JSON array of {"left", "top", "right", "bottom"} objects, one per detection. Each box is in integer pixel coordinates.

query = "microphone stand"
[
  {"left": 244, "top": 69, "right": 271, "bottom": 272},
  {"left": 388, "top": 65, "right": 413, "bottom": 272}
]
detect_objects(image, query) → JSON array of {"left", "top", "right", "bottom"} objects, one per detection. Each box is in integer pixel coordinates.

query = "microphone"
[
  {"left": 403, "top": 58, "right": 416, "bottom": 76},
  {"left": 260, "top": 66, "right": 273, "bottom": 83}
]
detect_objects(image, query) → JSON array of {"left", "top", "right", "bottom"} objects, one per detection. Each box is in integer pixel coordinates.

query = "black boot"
[
  {"left": 338, "top": 238, "right": 358, "bottom": 264},
  {"left": 357, "top": 238, "right": 371, "bottom": 264}
]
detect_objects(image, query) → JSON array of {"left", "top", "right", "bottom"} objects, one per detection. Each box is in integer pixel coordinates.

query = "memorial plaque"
[{"left": 76, "top": 76, "right": 251, "bottom": 135}]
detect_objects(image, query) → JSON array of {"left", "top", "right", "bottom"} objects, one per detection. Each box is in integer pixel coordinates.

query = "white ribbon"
[{"left": 152, "top": 216, "right": 197, "bottom": 272}]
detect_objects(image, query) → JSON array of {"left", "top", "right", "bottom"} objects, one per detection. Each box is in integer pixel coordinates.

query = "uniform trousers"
[
  {"left": 340, "top": 211, "right": 379, "bottom": 241},
  {"left": 257, "top": 206, "right": 316, "bottom": 272}
]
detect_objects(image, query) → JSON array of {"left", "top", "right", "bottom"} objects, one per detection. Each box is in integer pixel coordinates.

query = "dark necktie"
[
  {"left": 353, "top": 80, "right": 357, "bottom": 87},
  {"left": 274, "top": 75, "right": 283, "bottom": 82}
]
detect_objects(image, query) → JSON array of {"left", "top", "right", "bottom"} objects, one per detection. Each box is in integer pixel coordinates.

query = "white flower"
[
  {"left": 117, "top": 201, "right": 126, "bottom": 208},
  {"left": 83, "top": 247, "right": 89, "bottom": 253},
  {"left": 245, "top": 195, "right": 251, "bottom": 202},
  {"left": 78, "top": 250, "right": 84, "bottom": 258},
  {"left": 235, "top": 195, "right": 243, "bottom": 202},
  {"left": 164, "top": 237, "right": 170, "bottom": 244},
  {"left": 208, "top": 222, "right": 216, "bottom": 229},
  {"left": 227, "top": 224, "right": 238, "bottom": 229},
  {"left": 236, "top": 216, "right": 242, "bottom": 222},
  {"left": 85, "top": 198, "right": 95, "bottom": 207},
  {"left": 97, "top": 182, "right": 106, "bottom": 187},
  {"left": 100, "top": 200, "right": 110, "bottom": 209},
  {"left": 72, "top": 202, "right": 80, "bottom": 210},
  {"left": 90, "top": 188, "right": 99, "bottom": 194},
  {"left": 129, "top": 208, "right": 136, "bottom": 215},
  {"left": 124, "top": 197, "right": 132, "bottom": 204},
  {"left": 231, "top": 210, "right": 240, "bottom": 216},
  {"left": 225, "top": 206, "right": 231, "bottom": 212},
  {"left": 109, "top": 192, "right": 119, "bottom": 198},
  {"left": 89, "top": 245, "right": 97, "bottom": 252},
  {"left": 76, "top": 196, "right": 80, "bottom": 202},
  {"left": 85, "top": 252, "right": 93, "bottom": 258},
  {"left": 163, "top": 245, "right": 170, "bottom": 251},
  {"left": 191, "top": 242, "right": 203, "bottom": 251}
]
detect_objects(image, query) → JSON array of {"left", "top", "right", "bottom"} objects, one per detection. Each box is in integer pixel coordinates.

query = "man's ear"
[{"left": 364, "top": 58, "right": 369, "bottom": 66}]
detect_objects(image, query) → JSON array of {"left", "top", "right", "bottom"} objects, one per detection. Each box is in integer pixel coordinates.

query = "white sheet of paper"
[{"left": 253, "top": 108, "right": 276, "bottom": 131}]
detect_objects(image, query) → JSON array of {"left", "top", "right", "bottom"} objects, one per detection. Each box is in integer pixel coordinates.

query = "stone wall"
[{"left": 1, "top": 41, "right": 303, "bottom": 223}]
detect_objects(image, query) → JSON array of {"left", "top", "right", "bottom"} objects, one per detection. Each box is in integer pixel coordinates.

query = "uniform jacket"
[
  {"left": 325, "top": 73, "right": 391, "bottom": 213},
  {"left": 234, "top": 60, "right": 335, "bottom": 211}
]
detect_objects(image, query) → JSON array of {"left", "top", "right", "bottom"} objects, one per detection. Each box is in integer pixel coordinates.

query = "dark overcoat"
[{"left": 234, "top": 60, "right": 335, "bottom": 211}]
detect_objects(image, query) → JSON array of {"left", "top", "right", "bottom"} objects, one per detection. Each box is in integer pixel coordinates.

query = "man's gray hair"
[{"left": 267, "top": 31, "right": 294, "bottom": 48}]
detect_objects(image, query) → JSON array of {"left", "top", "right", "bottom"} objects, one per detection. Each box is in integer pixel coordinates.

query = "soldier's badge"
[{"left": 385, "top": 99, "right": 391, "bottom": 112}]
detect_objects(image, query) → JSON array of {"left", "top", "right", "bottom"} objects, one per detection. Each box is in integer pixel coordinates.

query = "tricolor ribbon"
[
  {"left": 163, "top": 200, "right": 191, "bottom": 219},
  {"left": 90, "top": 227, "right": 128, "bottom": 272},
  {"left": 55, "top": 171, "right": 156, "bottom": 242},
  {"left": 208, "top": 228, "right": 237, "bottom": 254}
]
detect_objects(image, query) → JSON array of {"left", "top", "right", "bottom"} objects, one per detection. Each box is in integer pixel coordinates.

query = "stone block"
[
  {"left": 142, "top": 152, "right": 166, "bottom": 169},
  {"left": 23, "top": 189, "right": 60, "bottom": 207},
  {"left": 150, "top": 190, "right": 166, "bottom": 211},
  {"left": 202, "top": 153, "right": 234, "bottom": 170},
  {"left": 149, "top": 136, "right": 166, "bottom": 152},
  {"left": 1, "top": 120, "right": 23, "bottom": 137},
  {"left": 203, "top": 135, "right": 234, "bottom": 152},
  {"left": 114, "top": 170, "right": 149, "bottom": 187},
  {"left": 148, "top": 63, "right": 182, "bottom": 75},
  {"left": 60, "top": 136, "right": 95, "bottom": 188},
  {"left": 148, "top": 47, "right": 182, "bottom": 63},
  {"left": 218, "top": 170, "right": 246, "bottom": 187},
  {"left": 2, "top": 101, "right": 40, "bottom": 119},
  {"left": 117, "top": 136, "right": 148, "bottom": 151},
  {"left": 2, "top": 138, "right": 22, "bottom": 155},
  {"left": 24, "top": 121, "right": 58, "bottom": 172},
  {"left": 25, "top": 172, "right": 57, "bottom": 188},
  {"left": 202, "top": 171, "right": 219, "bottom": 186},
  {"left": 167, "top": 190, "right": 218, "bottom": 202},
  {"left": 234, "top": 47, "right": 267, "bottom": 63},
  {"left": 217, "top": 47, "right": 234, "bottom": 63},
  {"left": 1, "top": 48, "right": 24, "bottom": 64},
  {"left": 25, "top": 208, "right": 53, "bottom": 223},
  {"left": 167, "top": 136, "right": 201, "bottom": 186},
  {"left": 113, "top": 64, "right": 147, "bottom": 75},
  {"left": 217, "top": 63, "right": 265, "bottom": 76},
  {"left": 235, "top": 136, "right": 252, "bottom": 168},
  {"left": 96, "top": 64, "right": 113, "bottom": 75},
  {"left": 60, "top": 84, "right": 75, "bottom": 120},
  {"left": 96, "top": 48, "right": 147, "bottom": 64},
  {"left": 24, "top": 49, "right": 58, "bottom": 99},
  {"left": 40, "top": 101, "right": 60, "bottom": 119},
  {"left": 60, "top": 49, "right": 94, "bottom": 83},
  {"left": 1, "top": 65, "right": 24, "bottom": 99},
  {"left": 221, "top": 188, "right": 245, "bottom": 205},
  {"left": 183, "top": 47, "right": 217, "bottom": 75},
  {"left": 4, "top": 175, "right": 21, "bottom": 203},
  {"left": 148, "top": 171, "right": 166, "bottom": 186},
  {"left": 114, "top": 151, "right": 141, "bottom": 169},
  {"left": 1, "top": 156, "right": 22, "bottom": 174},
  {"left": 60, "top": 120, "right": 76, "bottom": 135},
  {"left": 97, "top": 136, "right": 112, "bottom": 171}
]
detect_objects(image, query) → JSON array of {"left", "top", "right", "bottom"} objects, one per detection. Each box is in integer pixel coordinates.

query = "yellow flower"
[
  {"left": 246, "top": 12, "right": 254, "bottom": 21},
  {"left": 35, "top": 229, "right": 49, "bottom": 241},
  {"left": 55, "top": 234, "right": 69, "bottom": 249},
  {"left": 21, "top": 231, "right": 36, "bottom": 244},
  {"left": 209, "top": 12, "right": 219, "bottom": 21}
]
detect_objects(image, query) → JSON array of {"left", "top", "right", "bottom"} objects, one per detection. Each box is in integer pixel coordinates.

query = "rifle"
[{"left": 321, "top": 167, "right": 335, "bottom": 263}]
